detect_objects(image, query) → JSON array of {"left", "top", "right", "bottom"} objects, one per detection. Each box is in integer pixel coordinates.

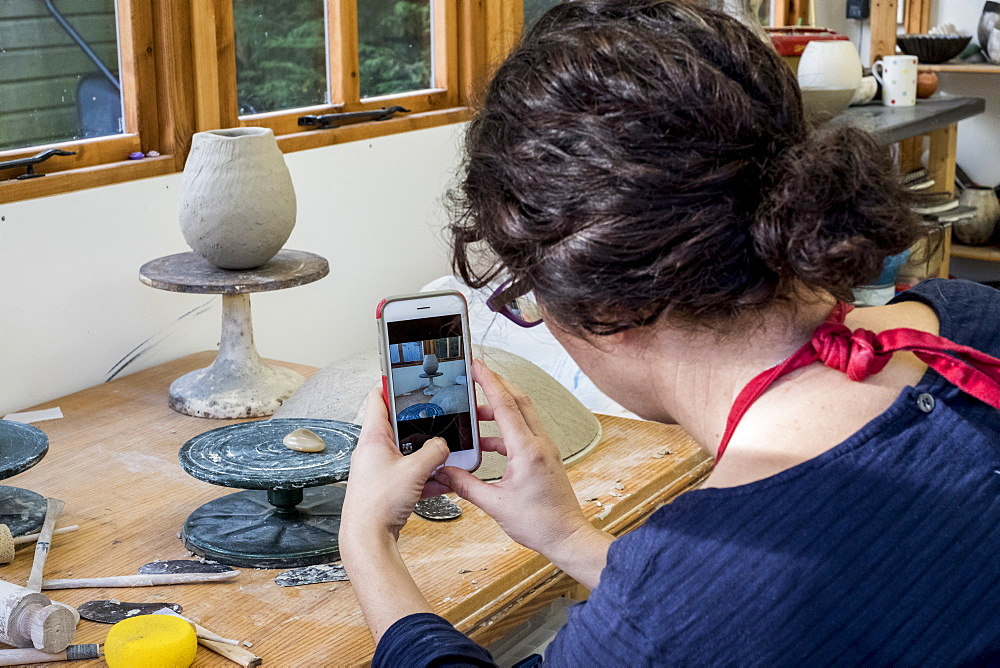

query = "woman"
[{"left": 341, "top": 1, "right": 1000, "bottom": 665}]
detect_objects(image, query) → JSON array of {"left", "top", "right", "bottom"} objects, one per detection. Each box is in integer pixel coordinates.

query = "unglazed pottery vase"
[
  {"left": 422, "top": 354, "right": 440, "bottom": 375},
  {"left": 956, "top": 187, "right": 1000, "bottom": 245},
  {"left": 179, "top": 127, "right": 296, "bottom": 270}
]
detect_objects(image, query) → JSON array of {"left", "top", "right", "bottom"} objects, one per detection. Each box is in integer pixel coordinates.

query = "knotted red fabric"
[{"left": 716, "top": 302, "right": 1000, "bottom": 462}]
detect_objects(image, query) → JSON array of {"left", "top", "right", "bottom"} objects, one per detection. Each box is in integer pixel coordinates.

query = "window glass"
[
  {"left": 358, "top": 0, "right": 432, "bottom": 99},
  {"left": 524, "top": 0, "right": 564, "bottom": 33},
  {"left": 0, "top": 0, "right": 123, "bottom": 152},
  {"left": 233, "top": 0, "right": 328, "bottom": 116}
]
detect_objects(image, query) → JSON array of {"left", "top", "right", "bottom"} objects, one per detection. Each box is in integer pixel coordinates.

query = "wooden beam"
[
  {"left": 870, "top": 0, "right": 898, "bottom": 64},
  {"left": 329, "top": 0, "right": 360, "bottom": 105},
  {"left": 190, "top": 0, "right": 220, "bottom": 131},
  {"left": 903, "top": 0, "right": 931, "bottom": 35},
  {"left": 458, "top": 0, "right": 488, "bottom": 105},
  {"left": 151, "top": 0, "right": 195, "bottom": 168},
  {"left": 433, "top": 0, "right": 460, "bottom": 107},
  {"left": 927, "top": 123, "right": 958, "bottom": 195},
  {"left": 117, "top": 0, "right": 160, "bottom": 152}
]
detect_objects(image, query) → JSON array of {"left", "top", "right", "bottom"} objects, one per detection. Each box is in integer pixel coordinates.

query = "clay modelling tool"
[
  {"left": 0, "top": 644, "right": 101, "bottom": 665},
  {"left": 0, "top": 580, "right": 76, "bottom": 652},
  {"left": 78, "top": 600, "right": 183, "bottom": 624},
  {"left": 0, "top": 422, "right": 52, "bottom": 537},
  {"left": 137, "top": 560, "right": 234, "bottom": 575},
  {"left": 274, "top": 562, "right": 348, "bottom": 587},
  {"left": 26, "top": 498, "right": 64, "bottom": 592},
  {"left": 178, "top": 418, "right": 357, "bottom": 568},
  {"left": 413, "top": 495, "right": 462, "bottom": 521},
  {"left": 152, "top": 609, "right": 262, "bottom": 666},
  {"left": 41, "top": 569, "right": 238, "bottom": 590}
]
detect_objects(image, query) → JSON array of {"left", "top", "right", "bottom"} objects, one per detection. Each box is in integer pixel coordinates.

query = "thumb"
[
  {"left": 435, "top": 467, "right": 496, "bottom": 511},
  {"left": 409, "top": 437, "right": 450, "bottom": 478}
]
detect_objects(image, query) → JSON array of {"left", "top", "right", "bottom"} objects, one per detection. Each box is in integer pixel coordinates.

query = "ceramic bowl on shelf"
[
  {"left": 797, "top": 40, "right": 862, "bottom": 122},
  {"left": 896, "top": 34, "right": 972, "bottom": 63}
]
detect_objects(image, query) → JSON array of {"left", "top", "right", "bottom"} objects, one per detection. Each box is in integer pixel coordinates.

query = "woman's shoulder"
[{"left": 892, "top": 279, "right": 1000, "bottom": 353}]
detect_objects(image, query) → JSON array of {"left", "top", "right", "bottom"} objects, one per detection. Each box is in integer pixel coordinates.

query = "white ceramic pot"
[
  {"left": 179, "top": 127, "right": 296, "bottom": 270},
  {"left": 797, "top": 40, "right": 863, "bottom": 91}
]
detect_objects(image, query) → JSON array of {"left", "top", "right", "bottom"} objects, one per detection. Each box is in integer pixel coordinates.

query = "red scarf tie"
[{"left": 716, "top": 302, "right": 1000, "bottom": 462}]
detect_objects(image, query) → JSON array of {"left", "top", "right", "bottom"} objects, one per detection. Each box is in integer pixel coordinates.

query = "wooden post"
[
  {"left": 869, "top": 0, "right": 898, "bottom": 64},
  {"left": 927, "top": 123, "right": 958, "bottom": 195}
]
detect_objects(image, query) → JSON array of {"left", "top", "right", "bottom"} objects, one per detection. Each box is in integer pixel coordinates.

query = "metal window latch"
[
  {"left": 297, "top": 106, "right": 411, "bottom": 130},
  {"left": 0, "top": 149, "right": 77, "bottom": 180}
]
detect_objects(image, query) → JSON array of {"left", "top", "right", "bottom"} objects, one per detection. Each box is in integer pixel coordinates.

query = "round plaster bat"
[
  {"left": 283, "top": 428, "right": 326, "bottom": 453},
  {"left": 413, "top": 495, "right": 462, "bottom": 521}
]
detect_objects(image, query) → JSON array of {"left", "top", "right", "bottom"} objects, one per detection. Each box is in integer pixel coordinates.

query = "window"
[
  {"left": 0, "top": 0, "right": 174, "bottom": 201},
  {"left": 523, "top": 0, "right": 564, "bottom": 32},
  {"left": 0, "top": 0, "right": 123, "bottom": 152},
  {"left": 1, "top": 0, "right": 529, "bottom": 203}
]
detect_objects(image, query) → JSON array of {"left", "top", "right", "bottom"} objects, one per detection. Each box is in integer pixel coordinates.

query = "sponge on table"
[{"left": 105, "top": 615, "right": 198, "bottom": 668}]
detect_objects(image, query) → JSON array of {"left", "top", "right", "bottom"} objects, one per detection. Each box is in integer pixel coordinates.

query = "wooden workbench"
[{"left": 0, "top": 353, "right": 712, "bottom": 666}]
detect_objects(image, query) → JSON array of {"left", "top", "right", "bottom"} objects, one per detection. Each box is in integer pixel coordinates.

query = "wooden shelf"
[
  {"left": 951, "top": 243, "right": 1000, "bottom": 262},
  {"left": 918, "top": 63, "right": 1000, "bottom": 74}
]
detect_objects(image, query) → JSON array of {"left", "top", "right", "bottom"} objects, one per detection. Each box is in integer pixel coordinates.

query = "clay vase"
[
  {"left": 422, "top": 354, "right": 440, "bottom": 375},
  {"left": 955, "top": 187, "right": 1000, "bottom": 245},
  {"left": 179, "top": 127, "right": 296, "bottom": 270}
]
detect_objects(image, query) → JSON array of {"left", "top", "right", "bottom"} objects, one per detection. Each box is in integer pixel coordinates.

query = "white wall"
[
  {"left": 0, "top": 123, "right": 467, "bottom": 415},
  {"left": 392, "top": 358, "right": 465, "bottom": 395}
]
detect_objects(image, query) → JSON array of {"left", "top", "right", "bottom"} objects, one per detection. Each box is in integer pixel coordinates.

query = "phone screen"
[{"left": 387, "top": 314, "right": 474, "bottom": 455}]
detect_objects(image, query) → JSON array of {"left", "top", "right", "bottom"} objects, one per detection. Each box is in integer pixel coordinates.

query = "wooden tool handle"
[
  {"left": 198, "top": 637, "right": 262, "bottom": 668},
  {"left": 0, "top": 643, "right": 100, "bottom": 665},
  {"left": 41, "top": 570, "right": 239, "bottom": 590},
  {"left": 12, "top": 526, "right": 80, "bottom": 547},
  {"left": 26, "top": 499, "right": 65, "bottom": 592}
]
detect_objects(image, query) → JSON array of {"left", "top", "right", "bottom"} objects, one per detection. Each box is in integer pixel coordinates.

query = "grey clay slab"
[
  {"left": 413, "top": 495, "right": 462, "bottom": 521},
  {"left": 137, "top": 560, "right": 234, "bottom": 575},
  {"left": 78, "top": 600, "right": 183, "bottom": 624},
  {"left": 179, "top": 418, "right": 359, "bottom": 490},
  {"left": 274, "top": 563, "right": 348, "bottom": 587},
  {"left": 0, "top": 421, "right": 48, "bottom": 479}
]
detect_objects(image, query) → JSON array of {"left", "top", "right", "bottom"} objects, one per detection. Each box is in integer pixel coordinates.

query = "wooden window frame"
[
  {"left": 1, "top": 0, "right": 529, "bottom": 204},
  {"left": 195, "top": 0, "right": 481, "bottom": 154}
]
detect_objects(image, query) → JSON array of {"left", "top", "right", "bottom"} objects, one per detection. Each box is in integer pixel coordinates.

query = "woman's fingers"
[
  {"left": 434, "top": 466, "right": 498, "bottom": 512},
  {"left": 491, "top": 370, "right": 547, "bottom": 437},
  {"left": 472, "top": 360, "right": 534, "bottom": 441},
  {"left": 479, "top": 436, "right": 507, "bottom": 456},
  {"left": 360, "top": 387, "right": 396, "bottom": 446}
]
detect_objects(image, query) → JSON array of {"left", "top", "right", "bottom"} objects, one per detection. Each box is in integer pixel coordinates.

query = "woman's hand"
[
  {"left": 433, "top": 359, "right": 613, "bottom": 588},
  {"left": 339, "top": 387, "right": 448, "bottom": 642},
  {"left": 341, "top": 387, "right": 451, "bottom": 543}
]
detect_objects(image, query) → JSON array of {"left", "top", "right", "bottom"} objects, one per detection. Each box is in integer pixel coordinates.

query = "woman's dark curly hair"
[{"left": 450, "top": 0, "right": 920, "bottom": 336}]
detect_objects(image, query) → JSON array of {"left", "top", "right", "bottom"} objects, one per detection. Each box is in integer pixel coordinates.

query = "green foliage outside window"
[
  {"left": 357, "top": 0, "right": 431, "bottom": 99},
  {"left": 234, "top": 0, "right": 432, "bottom": 116}
]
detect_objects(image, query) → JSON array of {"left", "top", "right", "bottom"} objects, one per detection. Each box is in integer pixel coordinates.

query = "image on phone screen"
[{"left": 387, "top": 314, "right": 474, "bottom": 455}]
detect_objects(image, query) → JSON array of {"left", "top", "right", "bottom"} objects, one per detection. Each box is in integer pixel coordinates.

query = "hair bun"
[{"left": 752, "top": 126, "right": 919, "bottom": 299}]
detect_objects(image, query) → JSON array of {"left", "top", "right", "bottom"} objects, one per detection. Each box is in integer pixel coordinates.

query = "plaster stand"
[
  {"left": 0, "top": 422, "right": 51, "bottom": 537},
  {"left": 138, "top": 250, "right": 329, "bottom": 418}
]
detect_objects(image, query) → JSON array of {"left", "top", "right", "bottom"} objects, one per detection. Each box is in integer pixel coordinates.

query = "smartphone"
[{"left": 376, "top": 290, "right": 481, "bottom": 472}]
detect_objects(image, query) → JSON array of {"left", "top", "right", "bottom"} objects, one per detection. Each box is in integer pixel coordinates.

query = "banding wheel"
[
  {"left": 0, "top": 422, "right": 50, "bottom": 537},
  {"left": 178, "top": 418, "right": 357, "bottom": 568}
]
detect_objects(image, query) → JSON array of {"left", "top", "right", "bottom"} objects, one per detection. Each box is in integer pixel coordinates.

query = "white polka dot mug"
[{"left": 872, "top": 55, "right": 918, "bottom": 107}]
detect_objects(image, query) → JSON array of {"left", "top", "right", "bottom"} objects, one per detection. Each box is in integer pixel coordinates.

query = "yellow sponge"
[{"left": 105, "top": 614, "right": 198, "bottom": 668}]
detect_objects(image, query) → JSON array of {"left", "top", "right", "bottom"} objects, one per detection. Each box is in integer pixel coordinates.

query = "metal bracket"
[
  {"left": 297, "top": 106, "right": 411, "bottom": 130},
  {"left": 0, "top": 149, "right": 77, "bottom": 180}
]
